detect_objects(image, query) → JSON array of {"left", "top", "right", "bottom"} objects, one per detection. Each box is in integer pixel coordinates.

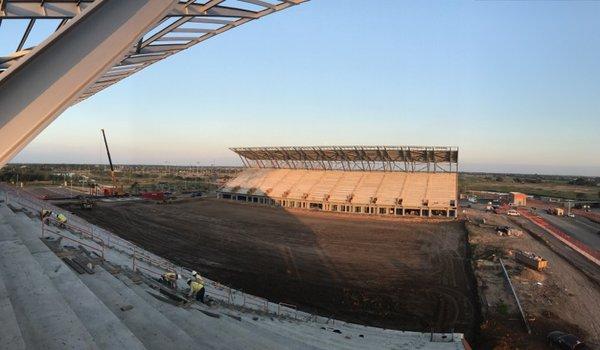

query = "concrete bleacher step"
[
  {"left": 7, "top": 212, "right": 147, "bottom": 350},
  {"left": 242, "top": 315, "right": 362, "bottom": 350},
  {"left": 0, "top": 228, "right": 27, "bottom": 350},
  {"left": 116, "top": 273, "right": 319, "bottom": 350},
  {"left": 0, "top": 206, "right": 98, "bottom": 350},
  {"left": 77, "top": 266, "right": 197, "bottom": 350},
  {"left": 115, "top": 273, "right": 236, "bottom": 349}
]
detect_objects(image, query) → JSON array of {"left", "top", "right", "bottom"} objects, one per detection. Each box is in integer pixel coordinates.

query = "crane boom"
[
  {"left": 101, "top": 129, "right": 114, "bottom": 172},
  {"left": 101, "top": 129, "right": 117, "bottom": 189}
]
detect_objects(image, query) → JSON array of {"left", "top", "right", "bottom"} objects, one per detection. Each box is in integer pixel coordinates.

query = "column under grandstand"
[{"left": 219, "top": 146, "right": 459, "bottom": 217}]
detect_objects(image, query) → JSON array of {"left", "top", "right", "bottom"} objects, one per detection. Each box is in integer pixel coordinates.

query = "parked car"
[{"left": 547, "top": 331, "right": 586, "bottom": 350}]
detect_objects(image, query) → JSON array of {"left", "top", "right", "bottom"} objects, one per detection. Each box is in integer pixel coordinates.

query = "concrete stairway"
[
  {"left": 0, "top": 197, "right": 466, "bottom": 350},
  {"left": 0, "top": 206, "right": 98, "bottom": 349}
]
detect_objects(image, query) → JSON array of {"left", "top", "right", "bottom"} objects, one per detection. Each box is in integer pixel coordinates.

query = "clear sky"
[{"left": 4, "top": 1, "right": 600, "bottom": 175}]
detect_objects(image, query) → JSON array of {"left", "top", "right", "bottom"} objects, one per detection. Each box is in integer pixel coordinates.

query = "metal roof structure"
[
  {"left": 0, "top": 0, "right": 306, "bottom": 104},
  {"left": 0, "top": 0, "right": 306, "bottom": 168},
  {"left": 232, "top": 146, "right": 459, "bottom": 172}
]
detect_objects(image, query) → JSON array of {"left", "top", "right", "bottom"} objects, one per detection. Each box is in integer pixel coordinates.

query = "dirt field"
[
  {"left": 23, "top": 186, "right": 85, "bottom": 199},
  {"left": 62, "top": 198, "right": 478, "bottom": 341}
]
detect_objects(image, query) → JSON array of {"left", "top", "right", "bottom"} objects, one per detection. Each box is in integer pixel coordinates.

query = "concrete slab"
[
  {"left": 0, "top": 224, "right": 98, "bottom": 349},
  {"left": 118, "top": 273, "right": 320, "bottom": 350},
  {"left": 78, "top": 267, "right": 197, "bottom": 350},
  {"left": 7, "top": 214, "right": 147, "bottom": 350},
  {"left": 0, "top": 255, "right": 26, "bottom": 350}
]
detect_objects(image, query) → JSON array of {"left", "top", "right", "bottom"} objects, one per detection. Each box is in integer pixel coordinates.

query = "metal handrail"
[
  {"left": 43, "top": 220, "right": 105, "bottom": 259},
  {"left": 2, "top": 185, "right": 321, "bottom": 323},
  {"left": 2, "top": 187, "right": 176, "bottom": 270}
]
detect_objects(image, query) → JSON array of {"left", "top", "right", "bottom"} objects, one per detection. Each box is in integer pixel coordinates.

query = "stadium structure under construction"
[{"left": 219, "top": 146, "right": 459, "bottom": 217}]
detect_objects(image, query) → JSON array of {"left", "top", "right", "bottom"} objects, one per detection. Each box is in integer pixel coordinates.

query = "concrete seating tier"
[
  {"left": 0, "top": 190, "right": 465, "bottom": 349},
  {"left": 220, "top": 169, "right": 458, "bottom": 214}
]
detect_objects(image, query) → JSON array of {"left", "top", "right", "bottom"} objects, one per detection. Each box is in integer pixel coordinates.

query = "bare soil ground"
[
  {"left": 23, "top": 186, "right": 85, "bottom": 199},
  {"left": 62, "top": 198, "right": 478, "bottom": 341},
  {"left": 465, "top": 208, "right": 600, "bottom": 349}
]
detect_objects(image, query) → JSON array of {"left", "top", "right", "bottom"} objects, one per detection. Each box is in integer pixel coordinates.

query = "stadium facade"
[{"left": 219, "top": 146, "right": 459, "bottom": 217}]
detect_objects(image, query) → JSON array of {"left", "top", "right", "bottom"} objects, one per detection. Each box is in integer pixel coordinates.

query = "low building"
[{"left": 509, "top": 192, "right": 527, "bottom": 206}]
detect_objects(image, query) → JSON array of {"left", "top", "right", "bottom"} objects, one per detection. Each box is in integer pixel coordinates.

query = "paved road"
[
  {"left": 511, "top": 216, "right": 600, "bottom": 287},
  {"left": 537, "top": 212, "right": 600, "bottom": 250}
]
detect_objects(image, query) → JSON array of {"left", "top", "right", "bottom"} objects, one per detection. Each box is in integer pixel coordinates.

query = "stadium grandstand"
[{"left": 219, "top": 146, "right": 459, "bottom": 217}]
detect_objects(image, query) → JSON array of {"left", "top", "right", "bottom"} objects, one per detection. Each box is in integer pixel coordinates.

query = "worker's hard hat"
[{"left": 192, "top": 270, "right": 198, "bottom": 276}]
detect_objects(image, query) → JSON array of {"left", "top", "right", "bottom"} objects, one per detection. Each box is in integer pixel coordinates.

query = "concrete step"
[
  {"left": 0, "top": 207, "right": 99, "bottom": 350},
  {"left": 7, "top": 213, "right": 148, "bottom": 350},
  {"left": 118, "top": 273, "right": 319, "bottom": 350},
  {"left": 240, "top": 313, "right": 360, "bottom": 350},
  {"left": 77, "top": 266, "right": 197, "bottom": 350},
  {"left": 0, "top": 225, "right": 27, "bottom": 350}
]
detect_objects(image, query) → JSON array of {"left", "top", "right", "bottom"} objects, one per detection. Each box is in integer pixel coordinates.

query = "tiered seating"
[
  {"left": 221, "top": 169, "right": 457, "bottom": 215},
  {"left": 426, "top": 173, "right": 457, "bottom": 207},
  {"left": 256, "top": 169, "right": 291, "bottom": 195},
  {"left": 351, "top": 172, "right": 385, "bottom": 205},
  {"left": 287, "top": 171, "right": 325, "bottom": 200},
  {"left": 222, "top": 168, "right": 261, "bottom": 193},
  {"left": 0, "top": 190, "right": 466, "bottom": 349},
  {"left": 306, "top": 172, "right": 343, "bottom": 201},
  {"left": 328, "top": 172, "right": 363, "bottom": 203},
  {"left": 269, "top": 170, "right": 308, "bottom": 197},
  {"left": 401, "top": 173, "right": 430, "bottom": 207},
  {"left": 375, "top": 173, "right": 407, "bottom": 205}
]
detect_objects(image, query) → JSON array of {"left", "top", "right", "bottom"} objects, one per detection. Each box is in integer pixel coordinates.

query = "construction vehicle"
[
  {"left": 101, "top": 129, "right": 125, "bottom": 196},
  {"left": 515, "top": 251, "right": 548, "bottom": 271},
  {"left": 80, "top": 197, "right": 94, "bottom": 210},
  {"left": 547, "top": 207, "right": 564, "bottom": 216}
]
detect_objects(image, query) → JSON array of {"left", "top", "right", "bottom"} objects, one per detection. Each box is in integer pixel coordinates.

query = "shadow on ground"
[{"left": 62, "top": 198, "right": 479, "bottom": 342}]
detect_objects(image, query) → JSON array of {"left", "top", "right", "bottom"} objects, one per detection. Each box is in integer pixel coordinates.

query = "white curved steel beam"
[{"left": 0, "top": 0, "right": 177, "bottom": 167}]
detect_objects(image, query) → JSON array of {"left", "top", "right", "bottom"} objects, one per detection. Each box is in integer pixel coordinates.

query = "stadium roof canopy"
[
  {"left": 0, "top": 0, "right": 305, "bottom": 104},
  {"left": 231, "top": 146, "right": 459, "bottom": 172}
]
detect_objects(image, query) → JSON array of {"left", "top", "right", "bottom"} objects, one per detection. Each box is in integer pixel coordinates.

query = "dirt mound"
[{"left": 519, "top": 268, "right": 546, "bottom": 283}]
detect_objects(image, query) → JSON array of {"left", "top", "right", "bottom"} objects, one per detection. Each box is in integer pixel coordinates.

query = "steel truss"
[
  {"left": 0, "top": 0, "right": 306, "bottom": 104},
  {"left": 232, "top": 146, "right": 459, "bottom": 173}
]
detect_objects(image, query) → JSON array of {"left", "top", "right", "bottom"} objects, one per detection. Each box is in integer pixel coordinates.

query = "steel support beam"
[{"left": 0, "top": 0, "right": 177, "bottom": 167}]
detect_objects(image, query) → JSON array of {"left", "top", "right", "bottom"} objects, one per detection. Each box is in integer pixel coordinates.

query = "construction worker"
[
  {"left": 191, "top": 270, "right": 204, "bottom": 284},
  {"left": 56, "top": 213, "right": 67, "bottom": 224},
  {"left": 161, "top": 272, "right": 181, "bottom": 290},
  {"left": 187, "top": 278, "right": 205, "bottom": 303},
  {"left": 41, "top": 209, "right": 52, "bottom": 223}
]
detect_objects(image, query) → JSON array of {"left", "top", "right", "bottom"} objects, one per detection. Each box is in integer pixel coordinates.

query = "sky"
[{"left": 3, "top": 1, "right": 600, "bottom": 175}]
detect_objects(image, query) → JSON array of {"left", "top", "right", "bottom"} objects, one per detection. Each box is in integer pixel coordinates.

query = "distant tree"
[{"left": 570, "top": 177, "right": 594, "bottom": 186}]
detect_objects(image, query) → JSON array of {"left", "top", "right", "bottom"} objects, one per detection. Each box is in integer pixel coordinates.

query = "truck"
[
  {"left": 547, "top": 207, "right": 564, "bottom": 216},
  {"left": 515, "top": 251, "right": 548, "bottom": 271},
  {"left": 507, "top": 209, "right": 520, "bottom": 216}
]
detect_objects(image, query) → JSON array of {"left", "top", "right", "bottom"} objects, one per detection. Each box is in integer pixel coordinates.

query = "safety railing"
[
  {"left": 2, "top": 185, "right": 314, "bottom": 323},
  {"left": 242, "top": 294, "right": 269, "bottom": 312},
  {"left": 42, "top": 217, "right": 105, "bottom": 259},
  {"left": 1, "top": 185, "right": 177, "bottom": 272},
  {"left": 277, "top": 302, "right": 298, "bottom": 319},
  {"left": 132, "top": 258, "right": 165, "bottom": 279}
]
